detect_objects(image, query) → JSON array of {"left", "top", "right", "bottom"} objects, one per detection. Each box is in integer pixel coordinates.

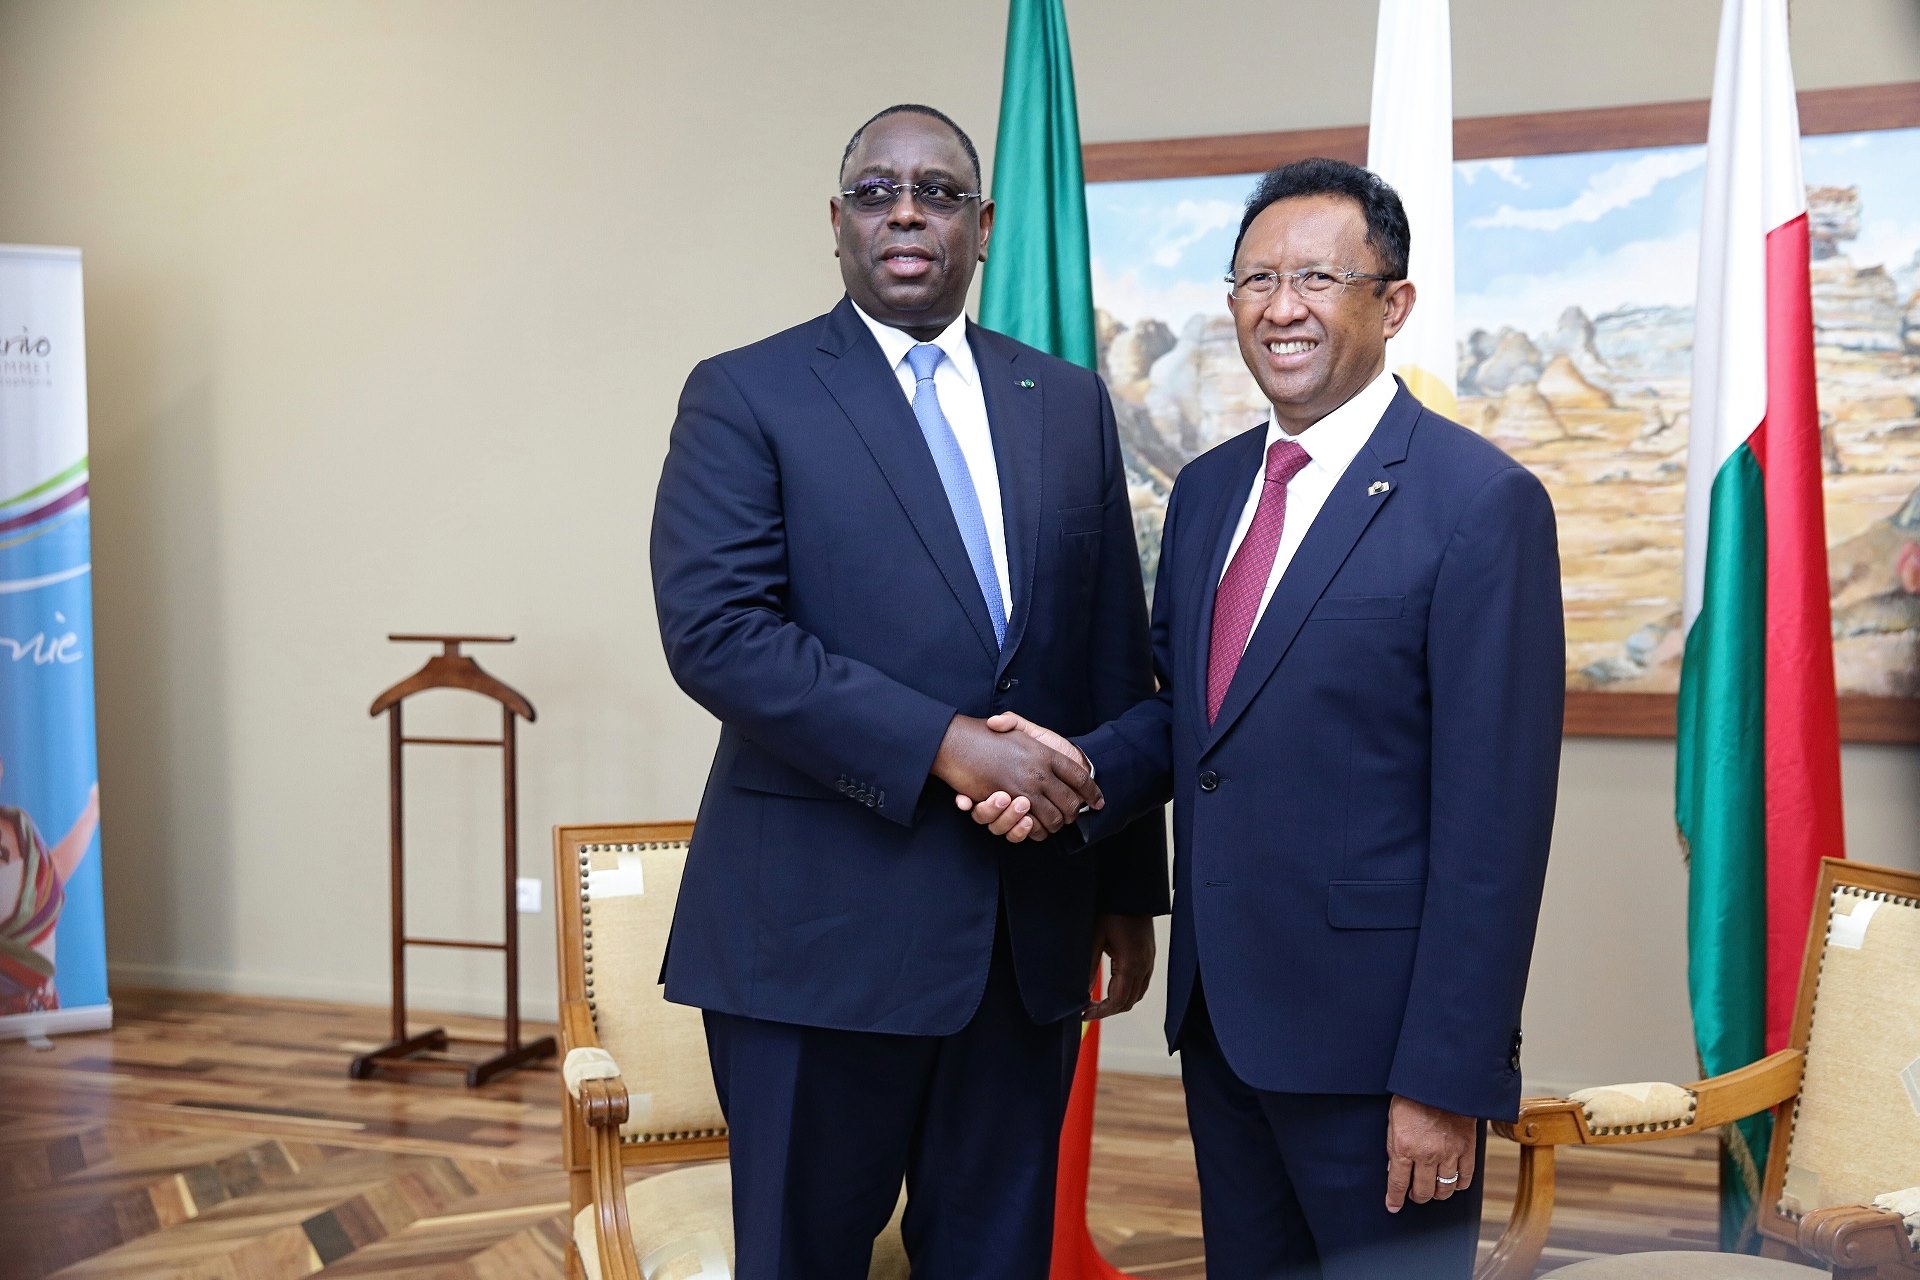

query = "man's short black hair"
[
  {"left": 840, "top": 104, "right": 983, "bottom": 190},
  {"left": 1230, "top": 157, "right": 1411, "bottom": 286}
]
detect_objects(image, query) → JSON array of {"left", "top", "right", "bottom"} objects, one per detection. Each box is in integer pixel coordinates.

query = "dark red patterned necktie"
[{"left": 1206, "top": 438, "right": 1311, "bottom": 724}]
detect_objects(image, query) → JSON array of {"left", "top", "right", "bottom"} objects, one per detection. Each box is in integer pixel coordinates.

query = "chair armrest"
[
  {"left": 1796, "top": 1197, "right": 1917, "bottom": 1271},
  {"left": 579, "top": 1073, "right": 641, "bottom": 1280},
  {"left": 561, "top": 998, "right": 599, "bottom": 1054},
  {"left": 1476, "top": 1050, "right": 1806, "bottom": 1280},
  {"left": 564, "top": 1047, "right": 625, "bottom": 1108},
  {"left": 1495, "top": 1049, "right": 1803, "bottom": 1147}
]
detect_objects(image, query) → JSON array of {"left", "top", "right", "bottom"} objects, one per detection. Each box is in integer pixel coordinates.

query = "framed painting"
[{"left": 1082, "top": 83, "right": 1920, "bottom": 741}]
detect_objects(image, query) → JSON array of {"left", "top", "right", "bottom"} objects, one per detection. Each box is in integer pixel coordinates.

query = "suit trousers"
[
  {"left": 1180, "top": 984, "right": 1487, "bottom": 1279},
  {"left": 702, "top": 913, "right": 1080, "bottom": 1279}
]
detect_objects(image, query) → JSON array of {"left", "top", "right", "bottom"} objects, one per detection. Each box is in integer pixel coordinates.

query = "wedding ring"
[{"left": 1436, "top": 1173, "right": 1460, "bottom": 1186}]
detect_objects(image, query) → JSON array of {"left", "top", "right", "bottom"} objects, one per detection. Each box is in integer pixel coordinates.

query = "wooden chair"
[
  {"left": 553, "top": 821, "right": 908, "bottom": 1279},
  {"left": 1478, "top": 858, "right": 1920, "bottom": 1279}
]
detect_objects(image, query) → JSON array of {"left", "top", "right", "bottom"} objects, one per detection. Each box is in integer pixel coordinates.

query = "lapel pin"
[
  {"left": 1368, "top": 480, "right": 1391, "bottom": 497},
  {"left": 1017, "top": 378, "right": 1036, "bottom": 389}
]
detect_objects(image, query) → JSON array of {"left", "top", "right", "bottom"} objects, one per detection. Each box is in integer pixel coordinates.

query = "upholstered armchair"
[
  {"left": 1477, "top": 858, "right": 1920, "bottom": 1279},
  {"left": 553, "top": 821, "right": 908, "bottom": 1280}
]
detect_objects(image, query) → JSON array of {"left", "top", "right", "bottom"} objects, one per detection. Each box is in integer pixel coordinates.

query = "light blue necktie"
[{"left": 906, "top": 343, "right": 1007, "bottom": 649}]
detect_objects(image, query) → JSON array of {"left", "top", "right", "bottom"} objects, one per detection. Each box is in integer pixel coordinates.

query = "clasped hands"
[
  {"left": 939, "top": 712, "right": 1079, "bottom": 845},
  {"left": 933, "top": 712, "right": 1097, "bottom": 842}
]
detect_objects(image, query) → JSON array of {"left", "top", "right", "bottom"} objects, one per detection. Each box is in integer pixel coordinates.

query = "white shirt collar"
[
  {"left": 1265, "top": 365, "right": 1397, "bottom": 477},
  {"left": 850, "top": 299, "right": 978, "bottom": 386}
]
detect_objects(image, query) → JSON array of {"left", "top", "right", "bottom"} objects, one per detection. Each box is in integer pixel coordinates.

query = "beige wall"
[{"left": 1, "top": 0, "right": 1914, "bottom": 1090}]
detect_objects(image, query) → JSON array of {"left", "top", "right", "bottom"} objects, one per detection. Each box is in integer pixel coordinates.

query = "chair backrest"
[
  {"left": 554, "top": 821, "right": 728, "bottom": 1161},
  {"left": 1761, "top": 858, "right": 1920, "bottom": 1240}
]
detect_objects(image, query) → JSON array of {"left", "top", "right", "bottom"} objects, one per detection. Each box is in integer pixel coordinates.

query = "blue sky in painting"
[
  {"left": 1802, "top": 126, "right": 1920, "bottom": 271},
  {"left": 1084, "top": 126, "right": 1920, "bottom": 345},
  {"left": 1453, "top": 142, "right": 1704, "bottom": 336},
  {"left": 1085, "top": 172, "right": 1253, "bottom": 329}
]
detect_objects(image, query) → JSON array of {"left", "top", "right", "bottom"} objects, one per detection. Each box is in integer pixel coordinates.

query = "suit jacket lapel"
[
  {"left": 1184, "top": 426, "right": 1266, "bottom": 742},
  {"left": 970, "top": 324, "right": 1041, "bottom": 673},
  {"left": 1204, "top": 385, "right": 1422, "bottom": 748},
  {"left": 812, "top": 298, "right": 1000, "bottom": 660}
]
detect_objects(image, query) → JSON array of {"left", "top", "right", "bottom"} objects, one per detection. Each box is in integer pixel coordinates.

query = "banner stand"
[{"left": 1, "top": 244, "right": 111, "bottom": 1043}]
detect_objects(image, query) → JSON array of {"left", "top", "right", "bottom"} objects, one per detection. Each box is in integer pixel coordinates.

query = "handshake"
[{"left": 931, "top": 711, "right": 1094, "bottom": 844}]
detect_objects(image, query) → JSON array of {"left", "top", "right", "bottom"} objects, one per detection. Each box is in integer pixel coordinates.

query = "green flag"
[
  {"left": 980, "top": 8, "right": 1127, "bottom": 1275},
  {"left": 978, "top": 0, "right": 1096, "bottom": 371}
]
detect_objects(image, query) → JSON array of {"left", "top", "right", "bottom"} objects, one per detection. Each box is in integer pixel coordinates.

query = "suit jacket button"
[
  {"left": 996, "top": 677, "right": 1017, "bottom": 693},
  {"left": 1198, "top": 770, "right": 1220, "bottom": 792}
]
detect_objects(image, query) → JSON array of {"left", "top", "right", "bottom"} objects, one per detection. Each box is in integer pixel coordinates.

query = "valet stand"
[{"left": 350, "top": 634, "right": 557, "bottom": 1087}]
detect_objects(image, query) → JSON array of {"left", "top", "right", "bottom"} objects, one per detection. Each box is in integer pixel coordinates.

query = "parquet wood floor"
[{"left": 0, "top": 990, "right": 1722, "bottom": 1278}]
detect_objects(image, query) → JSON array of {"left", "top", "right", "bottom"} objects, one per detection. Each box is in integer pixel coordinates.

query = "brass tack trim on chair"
[
  {"left": 621, "top": 1127, "right": 730, "bottom": 1145},
  {"left": 1839, "top": 887, "right": 1920, "bottom": 908},
  {"left": 579, "top": 846, "right": 600, "bottom": 1021},
  {"left": 1778, "top": 1095, "right": 1809, "bottom": 1222},
  {"left": 1576, "top": 1106, "right": 1700, "bottom": 1137}
]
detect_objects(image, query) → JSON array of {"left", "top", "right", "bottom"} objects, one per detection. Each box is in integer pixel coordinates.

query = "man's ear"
[
  {"left": 1381, "top": 278, "right": 1417, "bottom": 340},
  {"left": 829, "top": 196, "right": 843, "bottom": 257},
  {"left": 976, "top": 198, "right": 995, "bottom": 262}
]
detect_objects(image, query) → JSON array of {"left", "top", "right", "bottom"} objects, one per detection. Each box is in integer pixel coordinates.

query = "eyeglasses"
[
  {"left": 839, "top": 177, "right": 984, "bottom": 217},
  {"left": 1226, "top": 268, "right": 1400, "bottom": 302}
]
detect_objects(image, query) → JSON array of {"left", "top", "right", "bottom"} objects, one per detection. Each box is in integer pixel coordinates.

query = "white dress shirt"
[
  {"left": 1217, "top": 366, "right": 1398, "bottom": 651},
  {"left": 853, "top": 302, "right": 1013, "bottom": 626}
]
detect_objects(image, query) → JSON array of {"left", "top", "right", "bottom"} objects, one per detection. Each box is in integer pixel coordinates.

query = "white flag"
[{"left": 1367, "top": 0, "right": 1458, "bottom": 417}]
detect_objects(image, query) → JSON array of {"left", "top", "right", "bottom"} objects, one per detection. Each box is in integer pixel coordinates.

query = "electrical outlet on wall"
[{"left": 516, "top": 877, "right": 542, "bottom": 914}]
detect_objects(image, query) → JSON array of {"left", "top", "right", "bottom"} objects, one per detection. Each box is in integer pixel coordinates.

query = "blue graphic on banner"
[{"left": 0, "top": 504, "right": 104, "bottom": 1015}]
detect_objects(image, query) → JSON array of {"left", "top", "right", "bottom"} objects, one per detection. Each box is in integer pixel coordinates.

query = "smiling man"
[
  {"left": 968, "top": 157, "right": 1566, "bottom": 1277},
  {"left": 649, "top": 104, "right": 1167, "bottom": 1278}
]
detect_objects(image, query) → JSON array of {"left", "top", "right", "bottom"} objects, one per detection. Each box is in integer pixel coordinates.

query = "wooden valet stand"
[{"left": 350, "top": 633, "right": 557, "bottom": 1087}]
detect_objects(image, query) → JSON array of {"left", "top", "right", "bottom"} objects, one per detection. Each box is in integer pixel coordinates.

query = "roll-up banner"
[{"left": 0, "top": 245, "right": 109, "bottom": 1041}]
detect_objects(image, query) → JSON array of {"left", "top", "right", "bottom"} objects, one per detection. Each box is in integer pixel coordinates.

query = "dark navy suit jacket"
[
  {"left": 651, "top": 298, "right": 1168, "bottom": 1038},
  {"left": 1077, "top": 382, "right": 1564, "bottom": 1121}
]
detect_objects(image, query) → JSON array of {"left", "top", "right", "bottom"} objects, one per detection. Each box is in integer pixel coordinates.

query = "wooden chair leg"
[{"left": 1477, "top": 1144, "right": 1557, "bottom": 1280}]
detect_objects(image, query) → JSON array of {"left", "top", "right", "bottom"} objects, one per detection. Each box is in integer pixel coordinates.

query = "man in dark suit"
[
  {"left": 968, "top": 158, "right": 1564, "bottom": 1277},
  {"left": 650, "top": 104, "right": 1168, "bottom": 1279}
]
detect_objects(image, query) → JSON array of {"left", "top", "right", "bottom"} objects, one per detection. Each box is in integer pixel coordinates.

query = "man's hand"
[
  {"left": 954, "top": 713, "right": 1091, "bottom": 843},
  {"left": 1385, "top": 1095, "right": 1477, "bottom": 1212},
  {"left": 1084, "top": 913, "right": 1154, "bottom": 1020},
  {"left": 932, "top": 714, "right": 1101, "bottom": 837}
]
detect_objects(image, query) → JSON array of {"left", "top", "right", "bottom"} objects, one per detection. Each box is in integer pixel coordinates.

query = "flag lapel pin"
[
  {"left": 1368, "top": 479, "right": 1391, "bottom": 497},
  {"left": 1017, "top": 378, "right": 1036, "bottom": 389}
]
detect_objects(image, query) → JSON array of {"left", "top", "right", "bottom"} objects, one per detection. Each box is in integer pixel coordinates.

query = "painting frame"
[{"left": 1083, "top": 82, "right": 1920, "bottom": 743}]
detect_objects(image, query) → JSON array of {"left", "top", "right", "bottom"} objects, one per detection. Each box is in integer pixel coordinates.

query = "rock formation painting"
[{"left": 1087, "top": 128, "right": 1920, "bottom": 696}]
